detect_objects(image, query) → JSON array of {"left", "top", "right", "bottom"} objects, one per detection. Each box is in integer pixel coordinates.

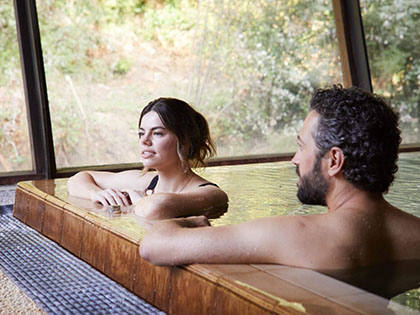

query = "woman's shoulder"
[
  {"left": 189, "top": 174, "right": 219, "bottom": 189},
  {"left": 184, "top": 174, "right": 227, "bottom": 203}
]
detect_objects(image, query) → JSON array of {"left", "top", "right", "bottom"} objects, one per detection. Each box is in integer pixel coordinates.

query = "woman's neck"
[{"left": 155, "top": 168, "right": 194, "bottom": 194}]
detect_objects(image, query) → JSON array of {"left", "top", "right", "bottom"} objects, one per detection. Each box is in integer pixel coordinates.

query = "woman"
[{"left": 67, "top": 98, "right": 228, "bottom": 220}]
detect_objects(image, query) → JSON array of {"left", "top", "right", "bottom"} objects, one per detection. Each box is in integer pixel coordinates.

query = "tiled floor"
[
  {"left": 0, "top": 211, "right": 164, "bottom": 314},
  {"left": 0, "top": 185, "right": 15, "bottom": 205},
  {"left": 0, "top": 185, "right": 164, "bottom": 314},
  {"left": 0, "top": 186, "right": 43, "bottom": 313},
  {"left": 0, "top": 268, "right": 45, "bottom": 314}
]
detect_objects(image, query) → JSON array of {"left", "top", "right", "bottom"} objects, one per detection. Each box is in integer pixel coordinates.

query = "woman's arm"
[
  {"left": 67, "top": 170, "right": 149, "bottom": 206},
  {"left": 134, "top": 185, "right": 228, "bottom": 219}
]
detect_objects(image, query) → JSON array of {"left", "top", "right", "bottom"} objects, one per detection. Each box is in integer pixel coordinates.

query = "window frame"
[
  {"left": 1, "top": 0, "right": 56, "bottom": 184},
  {"left": 1, "top": 0, "right": 419, "bottom": 185}
]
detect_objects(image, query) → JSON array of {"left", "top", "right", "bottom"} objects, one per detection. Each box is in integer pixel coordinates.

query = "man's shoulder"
[{"left": 391, "top": 207, "right": 420, "bottom": 236}]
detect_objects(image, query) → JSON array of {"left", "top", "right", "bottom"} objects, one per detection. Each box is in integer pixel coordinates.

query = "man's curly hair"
[{"left": 310, "top": 85, "right": 401, "bottom": 193}]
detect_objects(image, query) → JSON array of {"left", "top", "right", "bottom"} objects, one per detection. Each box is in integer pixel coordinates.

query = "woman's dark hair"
[
  {"left": 139, "top": 97, "right": 216, "bottom": 169},
  {"left": 310, "top": 85, "right": 401, "bottom": 193}
]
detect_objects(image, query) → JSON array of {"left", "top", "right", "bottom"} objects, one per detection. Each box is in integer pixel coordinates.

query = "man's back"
[{"left": 317, "top": 197, "right": 420, "bottom": 269}]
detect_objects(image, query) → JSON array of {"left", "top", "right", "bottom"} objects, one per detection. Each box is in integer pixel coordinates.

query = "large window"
[
  {"left": 361, "top": 0, "right": 420, "bottom": 144},
  {"left": 36, "top": 0, "right": 342, "bottom": 168},
  {"left": 0, "top": 3, "right": 33, "bottom": 173}
]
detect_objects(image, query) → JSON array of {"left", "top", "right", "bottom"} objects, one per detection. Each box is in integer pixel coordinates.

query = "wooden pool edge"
[{"left": 12, "top": 180, "right": 397, "bottom": 315}]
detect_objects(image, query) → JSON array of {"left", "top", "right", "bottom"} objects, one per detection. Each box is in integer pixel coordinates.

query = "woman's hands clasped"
[{"left": 90, "top": 188, "right": 145, "bottom": 206}]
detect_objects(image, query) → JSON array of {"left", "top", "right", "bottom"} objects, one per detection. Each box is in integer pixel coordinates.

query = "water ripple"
[{"left": 203, "top": 152, "right": 420, "bottom": 226}]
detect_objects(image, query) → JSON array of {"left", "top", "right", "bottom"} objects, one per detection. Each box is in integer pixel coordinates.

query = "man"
[{"left": 139, "top": 85, "right": 420, "bottom": 269}]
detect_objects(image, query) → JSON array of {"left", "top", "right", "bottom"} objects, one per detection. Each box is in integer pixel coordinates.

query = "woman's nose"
[{"left": 141, "top": 134, "right": 151, "bottom": 145}]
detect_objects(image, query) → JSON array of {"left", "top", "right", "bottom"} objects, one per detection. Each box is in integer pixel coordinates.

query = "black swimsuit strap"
[
  {"left": 146, "top": 175, "right": 159, "bottom": 191},
  {"left": 146, "top": 175, "right": 219, "bottom": 192},
  {"left": 198, "top": 182, "right": 219, "bottom": 188}
]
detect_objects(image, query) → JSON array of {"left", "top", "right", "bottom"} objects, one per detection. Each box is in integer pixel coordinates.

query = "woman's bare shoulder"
[{"left": 186, "top": 173, "right": 221, "bottom": 189}]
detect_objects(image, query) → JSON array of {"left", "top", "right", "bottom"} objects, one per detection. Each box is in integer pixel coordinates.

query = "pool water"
[
  {"left": 202, "top": 152, "right": 420, "bottom": 225},
  {"left": 201, "top": 152, "right": 420, "bottom": 311}
]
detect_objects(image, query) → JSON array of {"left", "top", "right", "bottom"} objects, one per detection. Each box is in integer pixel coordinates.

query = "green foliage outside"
[
  {"left": 0, "top": 3, "right": 30, "bottom": 172},
  {"left": 188, "top": 1, "right": 339, "bottom": 153},
  {"left": 0, "top": 0, "right": 419, "bottom": 172},
  {"left": 361, "top": 0, "right": 420, "bottom": 142},
  {"left": 392, "top": 288, "right": 420, "bottom": 312},
  {"left": 0, "top": 4, "right": 18, "bottom": 85}
]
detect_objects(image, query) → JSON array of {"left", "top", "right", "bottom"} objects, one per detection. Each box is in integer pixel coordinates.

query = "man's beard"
[{"left": 296, "top": 154, "right": 328, "bottom": 206}]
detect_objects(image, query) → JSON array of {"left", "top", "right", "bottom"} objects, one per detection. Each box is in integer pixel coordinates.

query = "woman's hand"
[
  {"left": 90, "top": 188, "right": 132, "bottom": 206},
  {"left": 121, "top": 189, "right": 146, "bottom": 205}
]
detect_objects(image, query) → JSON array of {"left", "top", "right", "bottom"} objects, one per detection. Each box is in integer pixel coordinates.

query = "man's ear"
[{"left": 327, "top": 147, "right": 344, "bottom": 177}]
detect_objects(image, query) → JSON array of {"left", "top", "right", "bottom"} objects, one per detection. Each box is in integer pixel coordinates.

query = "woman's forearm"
[{"left": 67, "top": 171, "right": 101, "bottom": 199}]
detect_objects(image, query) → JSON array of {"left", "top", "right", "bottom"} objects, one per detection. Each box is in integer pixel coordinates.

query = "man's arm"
[
  {"left": 139, "top": 214, "right": 326, "bottom": 267},
  {"left": 134, "top": 186, "right": 228, "bottom": 219}
]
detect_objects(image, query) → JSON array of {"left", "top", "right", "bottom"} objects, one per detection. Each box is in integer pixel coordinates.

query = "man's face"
[
  {"left": 296, "top": 153, "right": 328, "bottom": 206},
  {"left": 292, "top": 111, "right": 328, "bottom": 206}
]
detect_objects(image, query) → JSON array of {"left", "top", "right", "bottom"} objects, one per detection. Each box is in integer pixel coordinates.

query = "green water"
[
  {"left": 202, "top": 152, "right": 420, "bottom": 313},
  {"left": 203, "top": 152, "right": 420, "bottom": 225}
]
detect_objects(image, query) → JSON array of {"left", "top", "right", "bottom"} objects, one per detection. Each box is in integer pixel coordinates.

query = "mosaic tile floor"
[{"left": 0, "top": 186, "right": 165, "bottom": 314}]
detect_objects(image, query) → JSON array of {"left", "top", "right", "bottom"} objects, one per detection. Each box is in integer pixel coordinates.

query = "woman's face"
[{"left": 139, "top": 111, "right": 180, "bottom": 170}]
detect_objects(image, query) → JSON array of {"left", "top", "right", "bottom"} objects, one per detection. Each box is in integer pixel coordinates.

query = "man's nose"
[{"left": 291, "top": 152, "right": 299, "bottom": 165}]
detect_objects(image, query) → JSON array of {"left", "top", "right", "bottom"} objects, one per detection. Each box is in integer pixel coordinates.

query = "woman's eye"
[
  {"left": 138, "top": 132, "right": 145, "bottom": 138},
  {"left": 153, "top": 132, "right": 163, "bottom": 136}
]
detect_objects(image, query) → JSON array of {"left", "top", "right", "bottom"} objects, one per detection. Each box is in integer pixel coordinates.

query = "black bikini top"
[{"left": 146, "top": 175, "right": 219, "bottom": 193}]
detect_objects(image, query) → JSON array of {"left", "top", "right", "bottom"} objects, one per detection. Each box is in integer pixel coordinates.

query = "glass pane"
[
  {"left": 37, "top": 0, "right": 342, "bottom": 168},
  {"left": 361, "top": 0, "right": 420, "bottom": 144},
  {"left": 0, "top": 3, "right": 33, "bottom": 173}
]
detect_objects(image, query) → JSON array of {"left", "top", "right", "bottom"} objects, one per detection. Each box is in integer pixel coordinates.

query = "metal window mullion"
[
  {"left": 332, "top": 0, "right": 372, "bottom": 91},
  {"left": 13, "top": 0, "right": 56, "bottom": 179}
]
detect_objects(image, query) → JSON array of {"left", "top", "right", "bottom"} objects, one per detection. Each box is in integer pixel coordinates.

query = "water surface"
[{"left": 202, "top": 152, "right": 420, "bottom": 225}]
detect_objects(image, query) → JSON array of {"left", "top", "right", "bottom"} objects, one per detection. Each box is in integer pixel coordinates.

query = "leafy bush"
[
  {"left": 185, "top": 0, "right": 340, "bottom": 154},
  {"left": 362, "top": 0, "right": 420, "bottom": 141}
]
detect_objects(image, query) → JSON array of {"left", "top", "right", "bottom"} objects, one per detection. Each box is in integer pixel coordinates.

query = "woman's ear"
[{"left": 327, "top": 147, "right": 344, "bottom": 177}]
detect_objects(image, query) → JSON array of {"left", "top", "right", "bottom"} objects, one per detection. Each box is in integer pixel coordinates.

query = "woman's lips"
[{"left": 142, "top": 150, "right": 155, "bottom": 158}]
